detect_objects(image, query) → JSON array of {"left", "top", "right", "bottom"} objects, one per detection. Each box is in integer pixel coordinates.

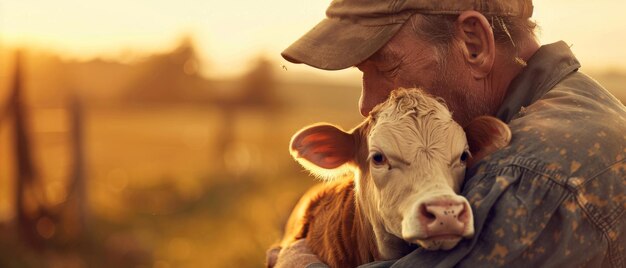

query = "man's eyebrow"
[
  {"left": 369, "top": 49, "right": 395, "bottom": 62},
  {"left": 355, "top": 49, "right": 397, "bottom": 67}
]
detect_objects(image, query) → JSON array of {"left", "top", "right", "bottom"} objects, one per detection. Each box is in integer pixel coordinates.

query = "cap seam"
[
  {"left": 331, "top": 17, "right": 409, "bottom": 26},
  {"left": 418, "top": 10, "right": 528, "bottom": 17}
]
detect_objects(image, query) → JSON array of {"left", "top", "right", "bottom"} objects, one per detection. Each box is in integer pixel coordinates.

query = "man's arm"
[
  {"left": 274, "top": 239, "right": 328, "bottom": 268},
  {"left": 358, "top": 159, "right": 625, "bottom": 267}
]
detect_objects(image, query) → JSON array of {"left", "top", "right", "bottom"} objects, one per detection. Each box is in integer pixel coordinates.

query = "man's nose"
[{"left": 358, "top": 90, "right": 371, "bottom": 117}]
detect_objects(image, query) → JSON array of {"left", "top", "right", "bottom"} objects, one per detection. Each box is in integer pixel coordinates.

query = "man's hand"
[{"left": 273, "top": 239, "right": 327, "bottom": 268}]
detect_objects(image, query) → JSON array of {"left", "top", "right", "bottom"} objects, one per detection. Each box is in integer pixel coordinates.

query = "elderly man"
[{"left": 276, "top": 0, "right": 626, "bottom": 267}]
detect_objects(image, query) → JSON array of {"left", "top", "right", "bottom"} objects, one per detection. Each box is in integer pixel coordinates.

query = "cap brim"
[{"left": 281, "top": 18, "right": 404, "bottom": 70}]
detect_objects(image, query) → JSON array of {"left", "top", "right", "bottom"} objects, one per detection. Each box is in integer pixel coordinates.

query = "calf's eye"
[
  {"left": 371, "top": 152, "right": 388, "bottom": 166},
  {"left": 460, "top": 151, "right": 470, "bottom": 163}
]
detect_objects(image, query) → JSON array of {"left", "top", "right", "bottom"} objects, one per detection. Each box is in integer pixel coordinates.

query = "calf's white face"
[
  {"left": 364, "top": 90, "right": 473, "bottom": 252},
  {"left": 290, "top": 88, "right": 510, "bottom": 258}
]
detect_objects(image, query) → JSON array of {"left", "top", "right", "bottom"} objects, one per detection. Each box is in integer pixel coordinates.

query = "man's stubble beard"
[{"left": 429, "top": 55, "right": 495, "bottom": 127}]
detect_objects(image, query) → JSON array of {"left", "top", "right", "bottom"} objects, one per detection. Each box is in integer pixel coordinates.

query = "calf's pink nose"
[{"left": 419, "top": 201, "right": 469, "bottom": 236}]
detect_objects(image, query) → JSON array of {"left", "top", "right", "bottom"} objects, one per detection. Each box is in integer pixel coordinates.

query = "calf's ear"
[
  {"left": 464, "top": 116, "right": 511, "bottom": 167},
  {"left": 290, "top": 123, "right": 358, "bottom": 179}
]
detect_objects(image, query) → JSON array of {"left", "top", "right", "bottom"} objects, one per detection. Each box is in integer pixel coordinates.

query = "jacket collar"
[{"left": 496, "top": 41, "right": 581, "bottom": 122}]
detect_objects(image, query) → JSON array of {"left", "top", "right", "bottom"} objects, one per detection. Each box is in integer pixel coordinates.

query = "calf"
[{"left": 269, "top": 88, "right": 511, "bottom": 267}]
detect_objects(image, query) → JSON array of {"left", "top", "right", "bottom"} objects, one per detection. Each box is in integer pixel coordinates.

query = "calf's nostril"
[
  {"left": 421, "top": 202, "right": 467, "bottom": 225},
  {"left": 419, "top": 204, "right": 437, "bottom": 221},
  {"left": 457, "top": 204, "right": 469, "bottom": 222}
]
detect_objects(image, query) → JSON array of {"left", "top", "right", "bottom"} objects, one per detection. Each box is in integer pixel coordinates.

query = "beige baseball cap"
[{"left": 282, "top": 0, "right": 533, "bottom": 70}]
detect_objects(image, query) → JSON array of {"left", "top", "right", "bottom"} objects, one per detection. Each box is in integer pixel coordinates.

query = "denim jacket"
[{"left": 360, "top": 41, "right": 626, "bottom": 267}]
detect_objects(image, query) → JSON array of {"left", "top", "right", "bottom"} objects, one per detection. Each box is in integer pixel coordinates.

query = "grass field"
[
  {"left": 0, "top": 51, "right": 624, "bottom": 267},
  {"left": 0, "top": 80, "right": 365, "bottom": 267}
]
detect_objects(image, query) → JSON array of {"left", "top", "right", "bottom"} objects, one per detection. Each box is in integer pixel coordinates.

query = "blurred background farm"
[{"left": 0, "top": 1, "right": 625, "bottom": 267}]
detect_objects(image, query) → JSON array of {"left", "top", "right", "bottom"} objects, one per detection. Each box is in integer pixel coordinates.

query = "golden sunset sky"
[{"left": 1, "top": 0, "right": 625, "bottom": 78}]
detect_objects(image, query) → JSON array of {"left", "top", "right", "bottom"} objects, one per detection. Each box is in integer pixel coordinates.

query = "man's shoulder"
[
  {"left": 467, "top": 71, "right": 625, "bottom": 193},
  {"left": 456, "top": 72, "right": 626, "bottom": 268},
  {"left": 496, "top": 71, "right": 626, "bottom": 181}
]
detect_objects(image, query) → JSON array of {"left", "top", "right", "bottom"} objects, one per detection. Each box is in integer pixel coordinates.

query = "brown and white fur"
[{"left": 268, "top": 88, "right": 511, "bottom": 267}]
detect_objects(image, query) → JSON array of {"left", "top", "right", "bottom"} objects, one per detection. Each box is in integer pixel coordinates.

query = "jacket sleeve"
[{"left": 274, "top": 239, "right": 329, "bottom": 268}]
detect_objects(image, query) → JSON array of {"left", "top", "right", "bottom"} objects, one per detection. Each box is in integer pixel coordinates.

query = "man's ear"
[
  {"left": 290, "top": 123, "right": 358, "bottom": 179},
  {"left": 455, "top": 11, "right": 496, "bottom": 79},
  {"left": 464, "top": 116, "right": 511, "bottom": 167}
]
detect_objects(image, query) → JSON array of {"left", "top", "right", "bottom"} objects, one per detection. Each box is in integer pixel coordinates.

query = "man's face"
[{"left": 355, "top": 18, "right": 473, "bottom": 125}]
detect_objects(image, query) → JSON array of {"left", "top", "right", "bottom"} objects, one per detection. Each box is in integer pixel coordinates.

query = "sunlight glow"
[{"left": 1, "top": 0, "right": 625, "bottom": 77}]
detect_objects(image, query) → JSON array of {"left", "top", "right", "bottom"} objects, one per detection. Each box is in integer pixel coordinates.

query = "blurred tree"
[
  {"left": 238, "top": 56, "right": 279, "bottom": 108},
  {"left": 212, "top": 55, "right": 282, "bottom": 176},
  {"left": 123, "top": 35, "right": 214, "bottom": 103}
]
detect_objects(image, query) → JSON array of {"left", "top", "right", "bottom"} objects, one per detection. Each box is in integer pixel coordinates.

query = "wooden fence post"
[{"left": 11, "top": 50, "right": 47, "bottom": 250}]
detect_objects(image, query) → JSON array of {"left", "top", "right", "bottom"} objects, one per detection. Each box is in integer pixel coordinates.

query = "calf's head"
[{"left": 290, "top": 88, "right": 510, "bottom": 258}]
